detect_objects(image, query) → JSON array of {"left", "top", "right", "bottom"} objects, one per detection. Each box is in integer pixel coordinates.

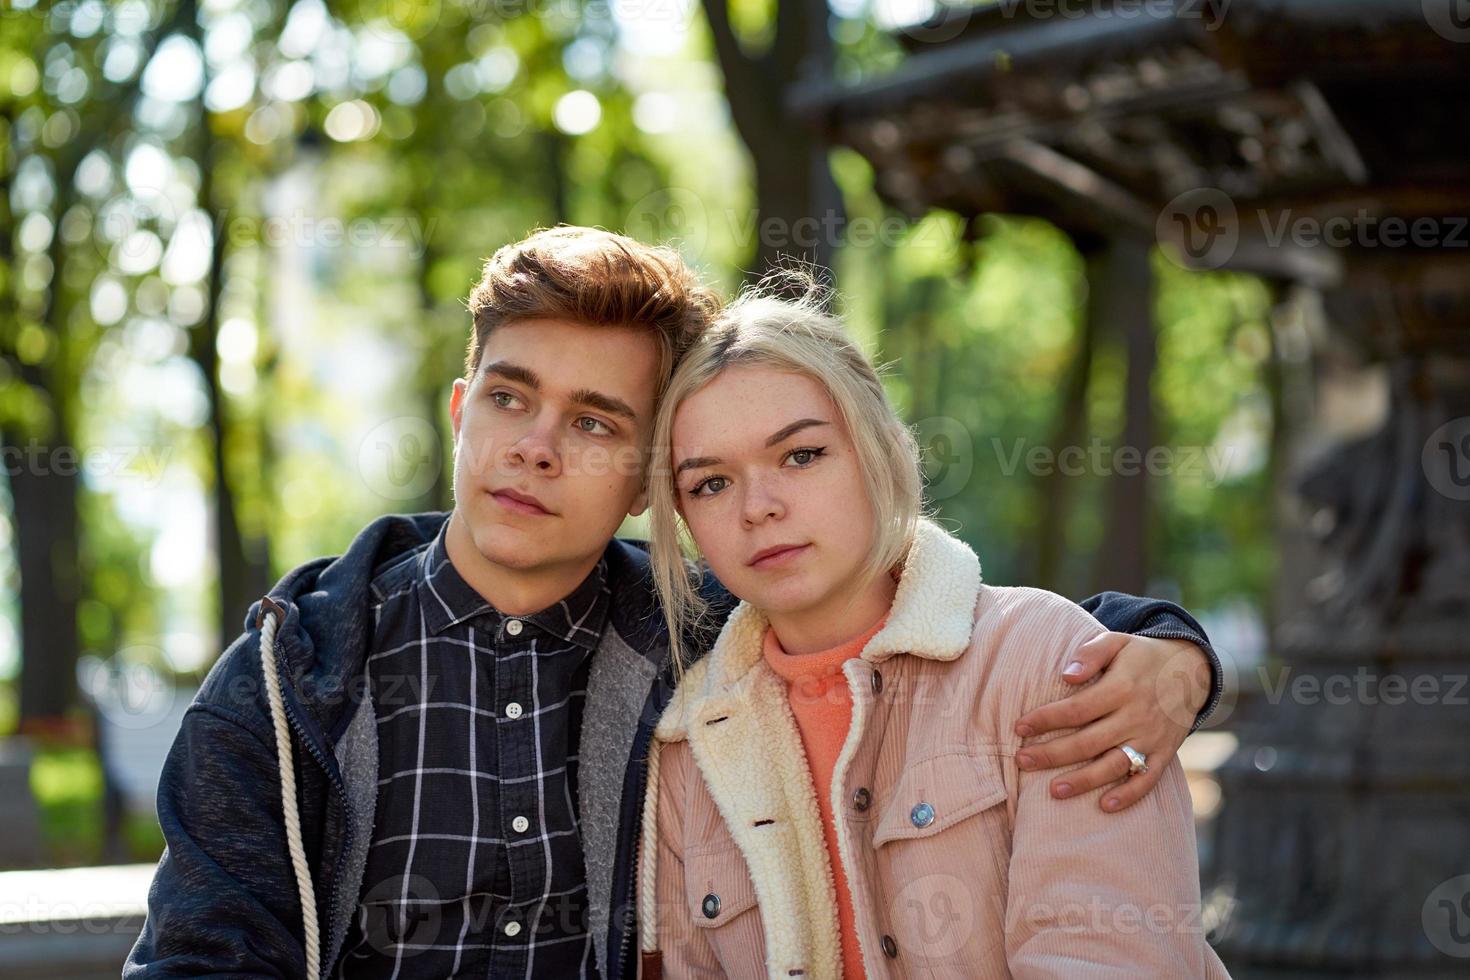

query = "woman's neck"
[{"left": 766, "top": 570, "right": 899, "bottom": 656}]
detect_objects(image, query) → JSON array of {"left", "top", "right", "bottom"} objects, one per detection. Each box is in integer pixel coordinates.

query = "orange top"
[{"left": 762, "top": 614, "right": 888, "bottom": 980}]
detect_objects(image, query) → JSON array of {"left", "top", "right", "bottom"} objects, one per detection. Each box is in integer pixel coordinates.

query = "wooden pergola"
[{"left": 801, "top": 1, "right": 1470, "bottom": 975}]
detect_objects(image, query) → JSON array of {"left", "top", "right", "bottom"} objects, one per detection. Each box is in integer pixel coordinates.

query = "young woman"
[{"left": 635, "top": 281, "right": 1230, "bottom": 979}]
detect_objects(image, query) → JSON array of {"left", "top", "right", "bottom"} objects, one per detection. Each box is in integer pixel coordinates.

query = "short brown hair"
[{"left": 464, "top": 226, "right": 721, "bottom": 397}]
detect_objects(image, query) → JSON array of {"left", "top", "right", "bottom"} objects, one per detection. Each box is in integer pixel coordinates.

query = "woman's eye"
[
  {"left": 577, "top": 417, "right": 612, "bottom": 436},
  {"left": 785, "top": 446, "right": 826, "bottom": 467},
  {"left": 690, "top": 476, "right": 727, "bottom": 497}
]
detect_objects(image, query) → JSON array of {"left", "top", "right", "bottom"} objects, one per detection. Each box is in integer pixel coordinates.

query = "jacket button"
[
  {"left": 701, "top": 894, "right": 721, "bottom": 919},
  {"left": 852, "top": 787, "right": 872, "bottom": 812},
  {"left": 911, "top": 802, "right": 935, "bottom": 828},
  {"left": 881, "top": 934, "right": 899, "bottom": 958},
  {"left": 870, "top": 670, "right": 883, "bottom": 695}
]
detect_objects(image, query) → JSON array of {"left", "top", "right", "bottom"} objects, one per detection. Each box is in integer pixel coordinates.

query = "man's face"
[{"left": 449, "top": 317, "right": 661, "bottom": 577}]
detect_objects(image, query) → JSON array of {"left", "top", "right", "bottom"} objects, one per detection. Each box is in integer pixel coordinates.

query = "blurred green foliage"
[{"left": 1, "top": 0, "right": 1274, "bottom": 867}]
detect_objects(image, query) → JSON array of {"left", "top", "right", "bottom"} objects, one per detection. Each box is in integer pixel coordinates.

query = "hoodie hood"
[{"left": 240, "top": 510, "right": 452, "bottom": 748}]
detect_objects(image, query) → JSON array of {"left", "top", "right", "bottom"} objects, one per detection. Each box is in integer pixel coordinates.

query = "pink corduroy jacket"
[{"left": 637, "top": 518, "right": 1230, "bottom": 980}]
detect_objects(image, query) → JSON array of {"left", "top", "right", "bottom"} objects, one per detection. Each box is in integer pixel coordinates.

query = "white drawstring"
[
  {"left": 259, "top": 605, "right": 321, "bottom": 979},
  {"left": 638, "top": 737, "right": 664, "bottom": 960}
]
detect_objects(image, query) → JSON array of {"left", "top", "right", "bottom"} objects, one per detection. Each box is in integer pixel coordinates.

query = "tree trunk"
[
  {"left": 10, "top": 172, "right": 82, "bottom": 733},
  {"left": 1034, "top": 289, "right": 1098, "bottom": 592},
  {"left": 701, "top": 0, "right": 841, "bottom": 277},
  {"left": 1090, "top": 239, "right": 1155, "bottom": 596}
]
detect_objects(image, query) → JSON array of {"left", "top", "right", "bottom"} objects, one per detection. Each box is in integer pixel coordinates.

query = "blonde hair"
[{"left": 648, "top": 272, "right": 924, "bottom": 672}]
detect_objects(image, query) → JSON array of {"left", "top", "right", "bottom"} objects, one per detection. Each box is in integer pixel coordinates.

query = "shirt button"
[
  {"left": 911, "top": 802, "right": 936, "bottom": 828},
  {"left": 506, "top": 619, "right": 523, "bottom": 636},
  {"left": 871, "top": 670, "right": 883, "bottom": 695},
  {"left": 512, "top": 815, "right": 530, "bottom": 833},
  {"left": 852, "top": 787, "right": 872, "bottom": 812},
  {"left": 503, "top": 920, "right": 522, "bottom": 937},
  {"left": 701, "top": 894, "right": 721, "bottom": 919},
  {"left": 881, "top": 934, "right": 899, "bottom": 958},
  {"left": 505, "top": 702, "right": 524, "bottom": 720}
]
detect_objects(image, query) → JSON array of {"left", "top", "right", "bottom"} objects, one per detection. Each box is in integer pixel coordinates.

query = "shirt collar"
[{"left": 416, "top": 519, "right": 610, "bottom": 650}]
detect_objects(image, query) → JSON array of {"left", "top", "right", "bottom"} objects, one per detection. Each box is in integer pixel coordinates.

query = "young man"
[{"left": 125, "top": 227, "right": 1224, "bottom": 979}]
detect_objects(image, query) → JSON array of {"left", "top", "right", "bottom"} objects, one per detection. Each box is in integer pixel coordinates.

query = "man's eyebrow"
[
  {"left": 481, "top": 361, "right": 541, "bottom": 390},
  {"left": 481, "top": 363, "right": 637, "bottom": 423},
  {"left": 764, "top": 418, "right": 829, "bottom": 447},
  {"left": 675, "top": 419, "right": 831, "bottom": 476},
  {"left": 569, "top": 388, "right": 638, "bottom": 422}
]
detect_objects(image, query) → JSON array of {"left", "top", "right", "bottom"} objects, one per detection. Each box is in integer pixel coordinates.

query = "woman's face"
[{"left": 671, "top": 363, "right": 877, "bottom": 621}]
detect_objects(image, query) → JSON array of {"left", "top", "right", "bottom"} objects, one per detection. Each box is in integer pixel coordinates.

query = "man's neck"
[{"left": 444, "top": 509, "right": 601, "bottom": 617}]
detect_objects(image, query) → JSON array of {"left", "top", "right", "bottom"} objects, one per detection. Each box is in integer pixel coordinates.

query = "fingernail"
[
  {"left": 1062, "top": 661, "right": 1086, "bottom": 678},
  {"left": 1103, "top": 797, "right": 1121, "bottom": 811},
  {"left": 1017, "top": 752, "right": 1035, "bottom": 770},
  {"left": 1054, "top": 782, "right": 1072, "bottom": 798},
  {"left": 1015, "top": 723, "right": 1034, "bottom": 738}
]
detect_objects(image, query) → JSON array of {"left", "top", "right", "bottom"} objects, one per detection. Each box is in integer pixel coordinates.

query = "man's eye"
[
  {"left": 490, "top": 391, "right": 519, "bottom": 409},
  {"left": 577, "top": 417, "right": 612, "bottom": 436}
]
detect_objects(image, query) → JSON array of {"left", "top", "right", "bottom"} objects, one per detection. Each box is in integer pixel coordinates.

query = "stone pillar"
[{"left": 1209, "top": 254, "right": 1470, "bottom": 977}]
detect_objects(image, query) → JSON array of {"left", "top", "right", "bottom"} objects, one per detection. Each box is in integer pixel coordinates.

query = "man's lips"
[
  {"left": 490, "top": 488, "right": 552, "bottom": 516},
  {"left": 747, "top": 543, "right": 810, "bottom": 568}
]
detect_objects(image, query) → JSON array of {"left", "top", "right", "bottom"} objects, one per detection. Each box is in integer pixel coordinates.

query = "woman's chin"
[{"left": 744, "top": 579, "right": 829, "bottom": 619}]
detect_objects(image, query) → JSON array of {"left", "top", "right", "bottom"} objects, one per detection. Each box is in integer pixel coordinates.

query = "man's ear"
[
  {"left": 449, "top": 377, "right": 469, "bottom": 442},
  {"left": 628, "top": 486, "right": 649, "bottom": 518}
]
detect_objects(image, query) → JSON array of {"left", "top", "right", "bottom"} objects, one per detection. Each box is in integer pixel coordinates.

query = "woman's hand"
[{"left": 1011, "top": 633, "right": 1211, "bottom": 813}]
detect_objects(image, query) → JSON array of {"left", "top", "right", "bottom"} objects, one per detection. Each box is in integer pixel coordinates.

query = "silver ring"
[{"left": 1120, "top": 744, "right": 1149, "bottom": 776}]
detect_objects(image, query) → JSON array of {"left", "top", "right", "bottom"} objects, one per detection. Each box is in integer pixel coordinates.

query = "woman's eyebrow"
[
  {"left": 675, "top": 455, "right": 719, "bottom": 475},
  {"left": 764, "top": 418, "right": 829, "bottom": 447},
  {"left": 675, "top": 419, "right": 831, "bottom": 475}
]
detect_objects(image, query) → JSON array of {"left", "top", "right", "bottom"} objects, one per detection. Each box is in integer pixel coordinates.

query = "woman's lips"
[{"left": 748, "top": 544, "right": 811, "bottom": 569}]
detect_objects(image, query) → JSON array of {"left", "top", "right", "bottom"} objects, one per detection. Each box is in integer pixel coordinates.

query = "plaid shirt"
[{"left": 336, "top": 519, "right": 611, "bottom": 978}]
